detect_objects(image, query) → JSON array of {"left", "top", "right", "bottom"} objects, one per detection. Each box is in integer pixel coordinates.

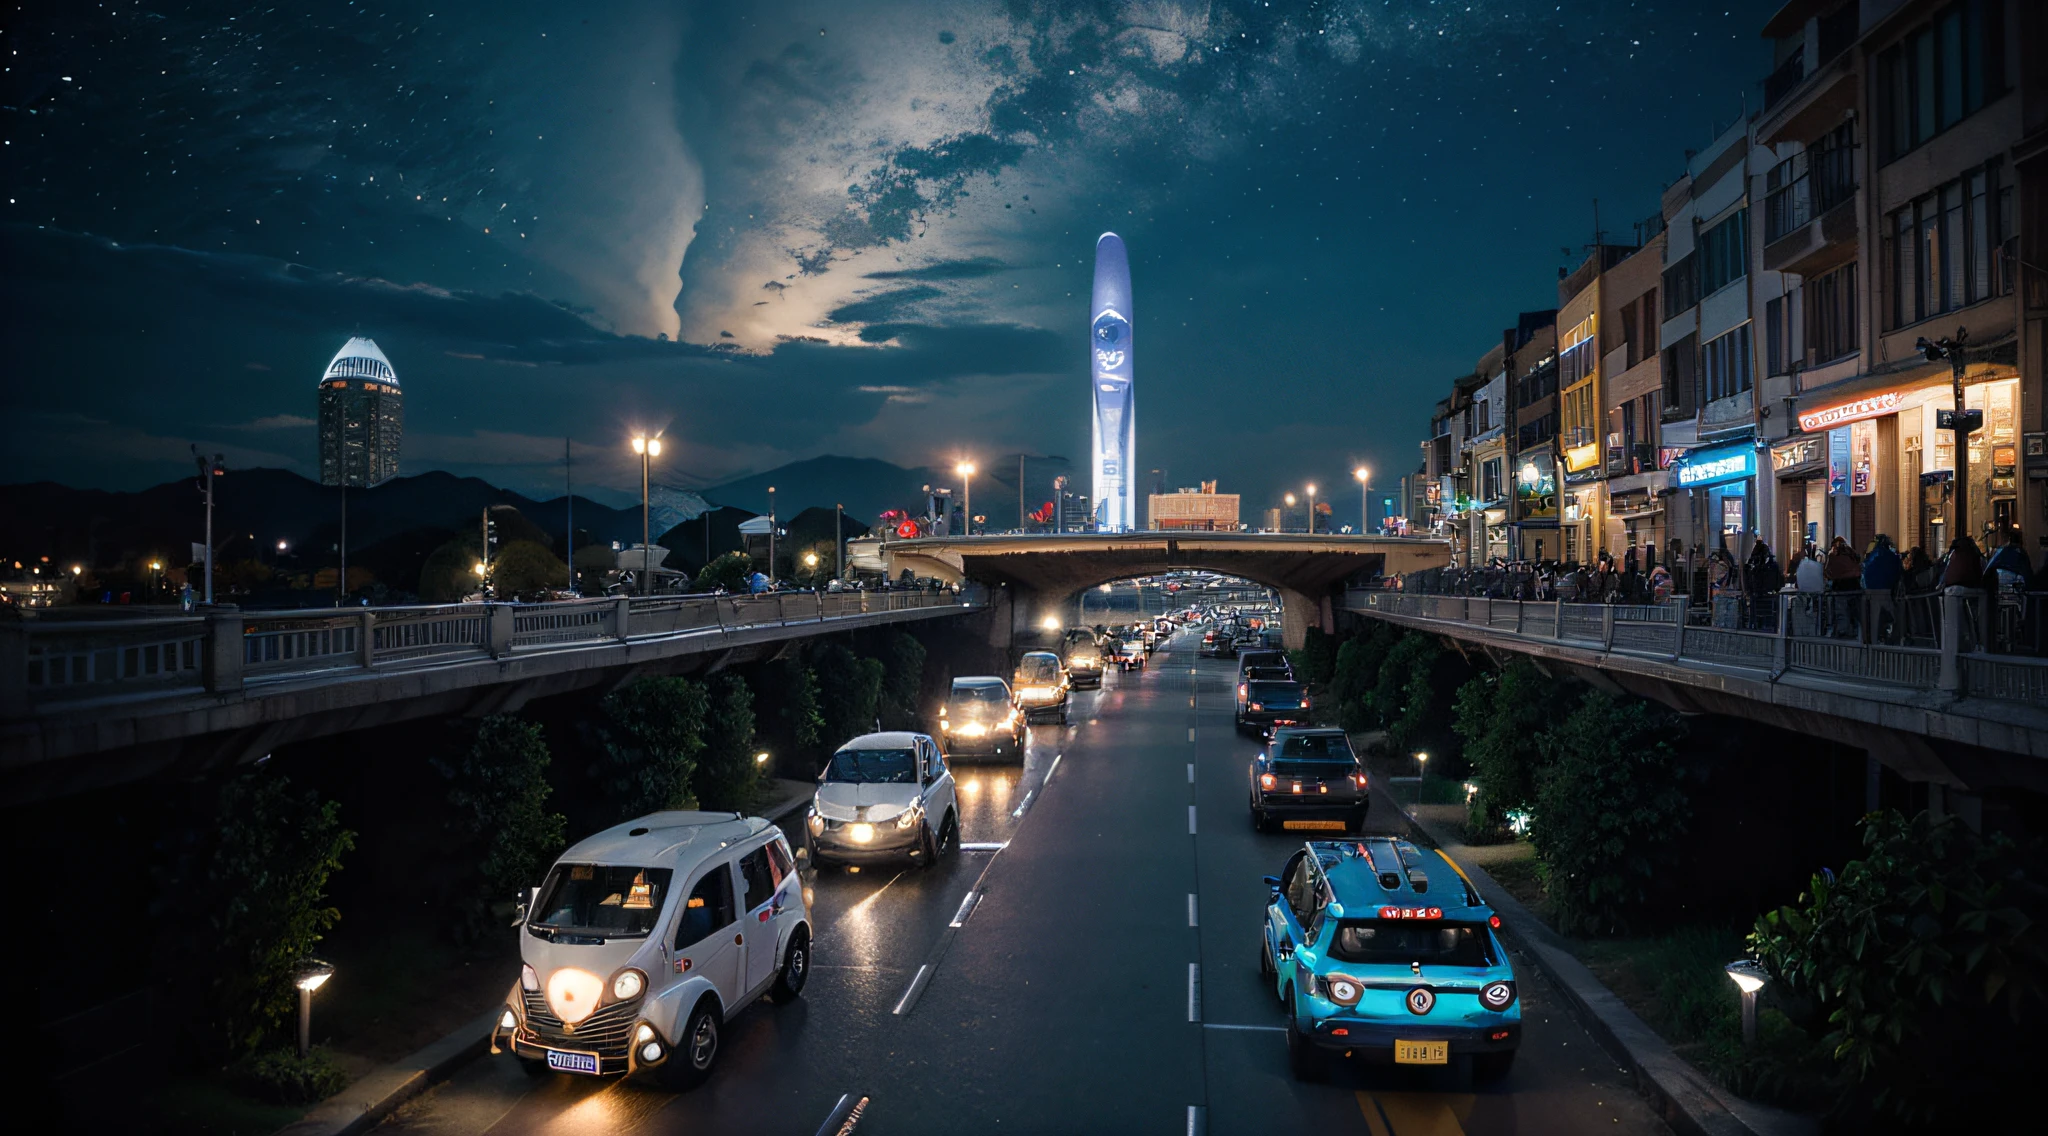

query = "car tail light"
[
  {"left": 1238, "top": 684, "right": 1246, "bottom": 699},
  {"left": 1330, "top": 1028, "right": 1349, "bottom": 1037},
  {"left": 1489, "top": 914, "right": 1502, "bottom": 929},
  {"left": 1490, "top": 1029, "right": 1511, "bottom": 1041},
  {"left": 1352, "top": 772, "right": 1369, "bottom": 790},
  {"left": 1480, "top": 981, "right": 1516, "bottom": 1010},
  {"left": 1302, "top": 697, "right": 1311, "bottom": 710}
]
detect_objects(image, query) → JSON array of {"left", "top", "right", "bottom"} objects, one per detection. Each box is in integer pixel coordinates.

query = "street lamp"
[
  {"left": 1041, "top": 614, "right": 1062, "bottom": 631},
  {"left": 294, "top": 958, "right": 335, "bottom": 1058},
  {"left": 1354, "top": 467, "right": 1371, "bottom": 535},
  {"left": 955, "top": 461, "right": 977, "bottom": 537},
  {"left": 767, "top": 486, "right": 777, "bottom": 584},
  {"left": 1917, "top": 329, "right": 1974, "bottom": 544},
  {"left": 630, "top": 435, "right": 662, "bottom": 595},
  {"left": 755, "top": 751, "right": 772, "bottom": 766},
  {"left": 1415, "top": 750, "right": 1429, "bottom": 779},
  {"left": 1284, "top": 493, "right": 1297, "bottom": 533},
  {"left": 1724, "top": 960, "right": 1768, "bottom": 1046},
  {"left": 1306, "top": 483, "right": 1318, "bottom": 535}
]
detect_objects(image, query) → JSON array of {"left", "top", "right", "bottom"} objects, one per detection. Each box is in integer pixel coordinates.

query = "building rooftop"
[{"left": 322, "top": 336, "right": 398, "bottom": 386}]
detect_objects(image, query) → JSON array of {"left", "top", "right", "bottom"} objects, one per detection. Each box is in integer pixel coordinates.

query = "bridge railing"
[
  {"left": 3, "top": 586, "right": 982, "bottom": 714},
  {"left": 1344, "top": 586, "right": 2044, "bottom": 705}
]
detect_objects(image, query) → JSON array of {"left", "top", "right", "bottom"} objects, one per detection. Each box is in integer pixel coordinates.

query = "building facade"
[
  {"left": 317, "top": 336, "right": 403, "bottom": 488},
  {"left": 1148, "top": 482, "right": 1241, "bottom": 530}
]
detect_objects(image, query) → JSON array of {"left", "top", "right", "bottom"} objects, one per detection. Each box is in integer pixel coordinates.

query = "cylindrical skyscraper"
[
  {"left": 1089, "top": 233, "right": 1135, "bottom": 531},
  {"left": 318, "top": 336, "right": 404, "bottom": 487}
]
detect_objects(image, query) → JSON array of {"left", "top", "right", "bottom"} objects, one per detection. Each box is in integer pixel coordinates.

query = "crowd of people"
[{"left": 1395, "top": 528, "right": 2039, "bottom": 651}]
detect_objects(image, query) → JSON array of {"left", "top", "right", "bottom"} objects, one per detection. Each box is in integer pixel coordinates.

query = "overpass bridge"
[
  {"left": 859, "top": 532, "right": 1450, "bottom": 648},
  {"left": 1343, "top": 589, "right": 2048, "bottom": 801},
  {"left": 0, "top": 588, "right": 984, "bottom": 802}
]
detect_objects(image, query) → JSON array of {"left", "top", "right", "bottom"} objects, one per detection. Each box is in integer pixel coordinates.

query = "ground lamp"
[
  {"left": 294, "top": 958, "right": 335, "bottom": 1058},
  {"left": 1725, "top": 960, "right": 1767, "bottom": 1045},
  {"left": 755, "top": 751, "right": 771, "bottom": 766},
  {"left": 1353, "top": 467, "right": 1371, "bottom": 535},
  {"left": 1415, "top": 751, "right": 1429, "bottom": 778}
]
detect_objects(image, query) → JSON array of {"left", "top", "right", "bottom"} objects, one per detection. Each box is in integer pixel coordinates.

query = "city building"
[
  {"left": 1600, "top": 228, "right": 1671, "bottom": 556},
  {"left": 1148, "top": 482, "right": 1241, "bottom": 530},
  {"left": 1558, "top": 243, "right": 1638, "bottom": 562},
  {"left": 1505, "top": 312, "right": 1561, "bottom": 559},
  {"left": 317, "top": 336, "right": 403, "bottom": 488}
]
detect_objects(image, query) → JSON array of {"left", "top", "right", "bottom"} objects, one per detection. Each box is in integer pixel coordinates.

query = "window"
[
  {"left": 1880, "top": 0, "right": 2004, "bottom": 161},
  {"left": 766, "top": 839, "right": 795, "bottom": 885},
  {"left": 1663, "top": 254, "right": 1698, "bottom": 317},
  {"left": 1764, "top": 294, "right": 1791, "bottom": 376},
  {"left": 1563, "top": 383, "right": 1597, "bottom": 448},
  {"left": 1805, "top": 263, "right": 1858, "bottom": 364},
  {"left": 1886, "top": 160, "right": 2009, "bottom": 327},
  {"left": 674, "top": 863, "right": 736, "bottom": 950},
  {"left": 1662, "top": 333, "right": 1699, "bottom": 418},
  {"left": 1518, "top": 412, "right": 1556, "bottom": 452},
  {"left": 1698, "top": 209, "right": 1749, "bottom": 296},
  {"left": 1482, "top": 459, "right": 1503, "bottom": 502},
  {"left": 739, "top": 847, "right": 777, "bottom": 912},
  {"left": 1702, "top": 324, "right": 1754, "bottom": 403},
  {"left": 530, "top": 864, "right": 674, "bottom": 940},
  {"left": 1559, "top": 317, "right": 1596, "bottom": 389}
]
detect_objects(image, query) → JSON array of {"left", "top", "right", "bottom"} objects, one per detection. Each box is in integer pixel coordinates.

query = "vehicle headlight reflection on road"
[{"left": 848, "top": 823, "right": 876, "bottom": 844}]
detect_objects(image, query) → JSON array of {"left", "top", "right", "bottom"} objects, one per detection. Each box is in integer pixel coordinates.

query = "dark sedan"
[
  {"left": 1248, "top": 727, "right": 1369, "bottom": 833},
  {"left": 1236, "top": 678, "right": 1308, "bottom": 736}
]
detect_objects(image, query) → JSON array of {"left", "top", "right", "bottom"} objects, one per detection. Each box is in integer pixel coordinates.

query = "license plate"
[
  {"left": 545, "top": 1048, "right": 601, "bottom": 1075},
  {"left": 1283, "top": 819, "right": 1348, "bottom": 831},
  {"left": 1394, "top": 1039, "right": 1448, "bottom": 1065}
]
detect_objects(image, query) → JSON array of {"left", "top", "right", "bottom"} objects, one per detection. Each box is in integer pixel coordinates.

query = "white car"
[
  {"left": 499, "top": 812, "right": 811, "bottom": 1089},
  {"left": 806, "top": 732, "right": 959, "bottom": 870}
]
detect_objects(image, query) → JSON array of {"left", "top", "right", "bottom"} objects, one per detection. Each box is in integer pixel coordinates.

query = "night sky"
[{"left": 2, "top": 1, "right": 1777, "bottom": 511}]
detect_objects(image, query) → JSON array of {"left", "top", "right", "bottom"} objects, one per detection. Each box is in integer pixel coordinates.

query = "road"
[{"left": 376, "top": 629, "right": 1671, "bottom": 1136}]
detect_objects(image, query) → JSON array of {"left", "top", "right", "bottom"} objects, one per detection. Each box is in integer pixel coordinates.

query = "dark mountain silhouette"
[{"left": 700, "top": 452, "right": 1072, "bottom": 531}]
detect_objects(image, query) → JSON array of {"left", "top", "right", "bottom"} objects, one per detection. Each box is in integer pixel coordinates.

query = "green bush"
[
  {"left": 598, "top": 676, "right": 708, "bottom": 818},
  {"left": 1326, "top": 633, "right": 1383, "bottom": 733},
  {"left": 435, "top": 717, "right": 566, "bottom": 931},
  {"left": 490, "top": 539, "right": 569, "bottom": 594},
  {"left": 813, "top": 642, "right": 885, "bottom": 748},
  {"left": 168, "top": 774, "right": 356, "bottom": 1061},
  {"left": 874, "top": 631, "right": 928, "bottom": 730},
  {"left": 1747, "top": 810, "right": 2048, "bottom": 1127},
  {"left": 760, "top": 657, "right": 825, "bottom": 759},
  {"left": 1528, "top": 691, "right": 1689, "bottom": 935},
  {"left": 695, "top": 551, "right": 753, "bottom": 593},
  {"left": 693, "top": 672, "right": 764, "bottom": 810},
  {"left": 236, "top": 1047, "right": 350, "bottom": 1105},
  {"left": 1289, "top": 627, "right": 1339, "bottom": 687},
  {"left": 1453, "top": 659, "right": 1572, "bottom": 832}
]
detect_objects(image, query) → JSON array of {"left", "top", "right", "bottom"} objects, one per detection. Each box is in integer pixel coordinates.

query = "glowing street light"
[
  {"left": 1354, "top": 466, "right": 1371, "bottom": 535},
  {"left": 1725, "top": 960, "right": 1767, "bottom": 1046},
  {"left": 1415, "top": 750, "right": 1429, "bottom": 778},
  {"left": 803, "top": 551, "right": 819, "bottom": 568},
  {"left": 1041, "top": 614, "right": 1062, "bottom": 631},
  {"left": 1283, "top": 492, "right": 1296, "bottom": 533},
  {"left": 1306, "top": 483, "right": 1318, "bottom": 535},
  {"left": 294, "top": 958, "right": 335, "bottom": 1058},
  {"left": 955, "top": 461, "right": 977, "bottom": 536},
  {"left": 755, "top": 751, "right": 772, "bottom": 766},
  {"left": 630, "top": 435, "right": 662, "bottom": 595}
]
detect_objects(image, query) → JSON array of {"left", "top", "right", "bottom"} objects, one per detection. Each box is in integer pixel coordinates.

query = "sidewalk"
[
  {"left": 1368, "top": 761, "right": 1815, "bottom": 1136},
  {"left": 270, "top": 780, "right": 819, "bottom": 1136}
]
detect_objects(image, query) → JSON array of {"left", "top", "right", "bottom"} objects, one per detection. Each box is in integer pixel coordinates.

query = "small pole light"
[
  {"left": 1724, "top": 960, "right": 1767, "bottom": 1046},
  {"left": 755, "top": 751, "right": 771, "bottom": 765},
  {"left": 294, "top": 958, "right": 335, "bottom": 1058},
  {"left": 1415, "top": 751, "right": 1429, "bottom": 778}
]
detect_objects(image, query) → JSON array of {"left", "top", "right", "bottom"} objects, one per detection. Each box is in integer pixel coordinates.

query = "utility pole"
[
  {"left": 339, "top": 478, "right": 348, "bottom": 606},
  {"left": 192, "top": 445, "right": 223, "bottom": 605},
  {"left": 768, "top": 486, "right": 777, "bottom": 584},
  {"left": 564, "top": 437, "right": 575, "bottom": 595},
  {"left": 1919, "top": 328, "right": 1975, "bottom": 547},
  {"left": 835, "top": 502, "right": 844, "bottom": 582},
  {"left": 1019, "top": 454, "right": 1027, "bottom": 531}
]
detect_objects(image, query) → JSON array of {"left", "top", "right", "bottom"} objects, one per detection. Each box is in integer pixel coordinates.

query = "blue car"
[{"left": 1261, "top": 838, "right": 1521, "bottom": 1082}]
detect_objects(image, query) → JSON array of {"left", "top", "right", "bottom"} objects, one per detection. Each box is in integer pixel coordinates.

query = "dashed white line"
[
  {"left": 892, "top": 964, "right": 933, "bottom": 1016},
  {"left": 1187, "top": 963, "right": 1201, "bottom": 1022},
  {"left": 1188, "top": 727, "right": 1196, "bottom": 742},
  {"left": 1186, "top": 762, "right": 1194, "bottom": 783},
  {"left": 1186, "top": 1104, "right": 1205, "bottom": 1136},
  {"left": 1011, "top": 789, "right": 1035, "bottom": 818},
  {"left": 1188, "top": 805, "right": 1197, "bottom": 835},
  {"left": 1045, "top": 752, "right": 1063, "bottom": 783},
  {"left": 958, "top": 841, "right": 1008, "bottom": 852},
  {"left": 949, "top": 891, "right": 981, "bottom": 928},
  {"left": 1187, "top": 893, "right": 1198, "bottom": 927}
]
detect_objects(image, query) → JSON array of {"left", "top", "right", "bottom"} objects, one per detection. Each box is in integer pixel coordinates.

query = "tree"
[
  {"left": 874, "top": 631, "right": 928, "bottom": 730},
  {"left": 598, "top": 676, "right": 708, "bottom": 819},
  {"left": 693, "top": 673, "right": 764, "bottom": 810},
  {"left": 695, "top": 550, "right": 753, "bottom": 593},
  {"left": 1290, "top": 627, "right": 1340, "bottom": 687},
  {"left": 492, "top": 539, "right": 569, "bottom": 595},
  {"left": 1529, "top": 692, "right": 1689, "bottom": 935},
  {"left": 572, "top": 544, "right": 617, "bottom": 593},
  {"left": 1747, "top": 810, "right": 2048, "bottom": 1127},
  {"left": 418, "top": 538, "right": 481, "bottom": 603},
  {"left": 435, "top": 716, "right": 567, "bottom": 935},
  {"left": 791, "top": 541, "right": 838, "bottom": 588},
  {"left": 813, "top": 642, "right": 885, "bottom": 747},
  {"left": 1454, "top": 659, "right": 1572, "bottom": 829}
]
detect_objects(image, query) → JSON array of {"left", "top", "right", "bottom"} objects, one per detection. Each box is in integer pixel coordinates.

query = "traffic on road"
[{"left": 376, "top": 581, "right": 1669, "bottom": 1135}]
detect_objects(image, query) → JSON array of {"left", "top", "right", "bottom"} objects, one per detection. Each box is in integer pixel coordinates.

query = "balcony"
[
  {"left": 1763, "top": 143, "right": 1858, "bottom": 277},
  {"left": 1762, "top": 52, "right": 1805, "bottom": 112}
]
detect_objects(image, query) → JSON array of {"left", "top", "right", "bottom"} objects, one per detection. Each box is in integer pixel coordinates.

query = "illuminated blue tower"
[{"left": 1090, "top": 233, "right": 1135, "bottom": 531}]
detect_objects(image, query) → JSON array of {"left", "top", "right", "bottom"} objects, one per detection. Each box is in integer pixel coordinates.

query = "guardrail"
[
  {"left": 1344, "top": 587, "right": 2047, "bottom": 705},
  {"left": 3, "top": 587, "right": 982, "bottom": 714}
]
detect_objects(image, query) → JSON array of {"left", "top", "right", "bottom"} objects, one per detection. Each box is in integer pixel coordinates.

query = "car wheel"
[
  {"left": 771, "top": 926, "right": 810, "bottom": 1003},
  {"left": 1258, "top": 936, "right": 1275, "bottom": 984},
  {"left": 1473, "top": 1050, "right": 1517, "bottom": 1083},
  {"left": 1285, "top": 1004, "right": 1328, "bottom": 1082},
  {"left": 918, "top": 822, "right": 939, "bottom": 866},
  {"left": 939, "top": 811, "right": 959, "bottom": 856},
  {"left": 659, "top": 999, "right": 721, "bottom": 1090}
]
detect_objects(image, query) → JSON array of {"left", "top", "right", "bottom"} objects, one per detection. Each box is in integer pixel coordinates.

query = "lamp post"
[
  {"left": 1917, "top": 328, "right": 1973, "bottom": 545},
  {"left": 1724, "top": 960, "right": 1767, "bottom": 1046},
  {"left": 631, "top": 435, "right": 661, "bottom": 595},
  {"left": 1354, "top": 467, "right": 1371, "bottom": 535},
  {"left": 191, "top": 444, "right": 224, "bottom": 605},
  {"left": 1415, "top": 750, "right": 1429, "bottom": 779},
  {"left": 294, "top": 958, "right": 335, "bottom": 1059},
  {"left": 1284, "top": 493, "right": 1297, "bottom": 533},
  {"left": 767, "top": 486, "right": 777, "bottom": 584},
  {"left": 835, "top": 502, "right": 844, "bottom": 583},
  {"left": 1306, "top": 483, "right": 1318, "bottom": 535},
  {"left": 955, "top": 461, "right": 977, "bottom": 537}
]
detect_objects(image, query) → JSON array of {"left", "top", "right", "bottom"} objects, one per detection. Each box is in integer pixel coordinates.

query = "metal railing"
[
  {"left": 4, "top": 586, "right": 983, "bottom": 713},
  {"left": 1344, "top": 586, "right": 2046, "bottom": 706}
]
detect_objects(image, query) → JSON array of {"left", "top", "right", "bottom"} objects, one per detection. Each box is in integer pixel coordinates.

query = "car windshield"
[
  {"left": 950, "top": 685, "right": 1009, "bottom": 713},
  {"left": 823, "top": 748, "right": 918, "bottom": 783},
  {"left": 530, "top": 864, "right": 674, "bottom": 939},
  {"left": 1245, "top": 666, "right": 1292, "bottom": 681},
  {"left": 1017, "top": 656, "right": 1060, "bottom": 681},
  {"left": 1278, "top": 734, "right": 1354, "bottom": 762},
  {"left": 1329, "top": 921, "right": 1494, "bottom": 967}
]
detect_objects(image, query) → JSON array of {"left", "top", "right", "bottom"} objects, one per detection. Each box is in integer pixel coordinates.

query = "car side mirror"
[
  {"left": 514, "top": 886, "right": 538, "bottom": 927},
  {"left": 1263, "top": 875, "right": 1282, "bottom": 891}
]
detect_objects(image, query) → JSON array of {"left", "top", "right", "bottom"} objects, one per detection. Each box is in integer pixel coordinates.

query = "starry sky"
[{"left": 2, "top": 0, "right": 1778, "bottom": 512}]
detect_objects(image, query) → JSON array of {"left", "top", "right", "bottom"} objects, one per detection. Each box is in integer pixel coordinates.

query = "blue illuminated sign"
[{"left": 1673, "top": 442, "right": 1755, "bottom": 489}]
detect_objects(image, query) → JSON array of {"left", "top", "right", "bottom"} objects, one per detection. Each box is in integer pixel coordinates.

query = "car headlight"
[
  {"left": 848, "top": 822, "right": 876, "bottom": 844},
  {"left": 896, "top": 805, "right": 921, "bottom": 829},
  {"left": 956, "top": 721, "right": 986, "bottom": 737},
  {"left": 612, "top": 968, "right": 646, "bottom": 1001},
  {"left": 1259, "top": 772, "right": 1276, "bottom": 790},
  {"left": 1248, "top": 702, "right": 1263, "bottom": 711},
  {"left": 521, "top": 963, "right": 541, "bottom": 992},
  {"left": 807, "top": 810, "right": 824, "bottom": 835},
  {"left": 1480, "top": 981, "right": 1517, "bottom": 1011}
]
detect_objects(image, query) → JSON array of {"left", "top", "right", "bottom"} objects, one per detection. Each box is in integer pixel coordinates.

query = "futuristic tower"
[
  {"left": 1089, "top": 233, "right": 1135, "bottom": 531},
  {"left": 317, "top": 336, "right": 404, "bottom": 487}
]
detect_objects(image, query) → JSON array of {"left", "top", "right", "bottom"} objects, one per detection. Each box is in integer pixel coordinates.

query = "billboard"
[{"left": 1091, "top": 233, "right": 1136, "bottom": 530}]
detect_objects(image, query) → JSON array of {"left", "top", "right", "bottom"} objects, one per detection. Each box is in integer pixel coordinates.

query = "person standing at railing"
[
  {"left": 1744, "top": 540, "right": 1782, "bottom": 630},
  {"left": 1861, "top": 536, "right": 1903, "bottom": 644},
  {"left": 1709, "top": 549, "right": 1739, "bottom": 628},
  {"left": 1984, "top": 530, "right": 2032, "bottom": 588},
  {"left": 1940, "top": 536, "right": 1986, "bottom": 591},
  {"left": 1822, "top": 538, "right": 1863, "bottom": 638}
]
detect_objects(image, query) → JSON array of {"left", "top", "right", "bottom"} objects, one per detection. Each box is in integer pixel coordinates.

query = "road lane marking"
[
  {"left": 1187, "top": 893, "right": 1198, "bottom": 927},
  {"left": 959, "top": 841, "right": 1008, "bottom": 852},
  {"left": 1011, "top": 789, "right": 1035, "bottom": 818},
  {"left": 1186, "top": 763, "right": 1194, "bottom": 783},
  {"left": 1185, "top": 1105, "right": 1205, "bottom": 1136},
  {"left": 1187, "top": 963, "right": 1201, "bottom": 1022},
  {"left": 1045, "top": 752, "right": 1063, "bottom": 782},
  {"left": 1358, "top": 1092, "right": 1473, "bottom": 1136},
  {"left": 815, "top": 1092, "right": 870, "bottom": 1136},
  {"left": 1188, "top": 727, "right": 1196, "bottom": 742},
  {"left": 1201, "top": 1022, "right": 1285, "bottom": 1032},
  {"left": 949, "top": 891, "right": 981, "bottom": 928},
  {"left": 1188, "top": 805, "right": 1197, "bottom": 835},
  {"left": 892, "top": 963, "right": 934, "bottom": 1016}
]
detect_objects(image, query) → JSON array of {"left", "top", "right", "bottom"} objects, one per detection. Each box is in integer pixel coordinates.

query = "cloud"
[
  {"left": 235, "top": 414, "right": 317, "bottom": 430},
  {"left": 861, "top": 256, "right": 1011, "bottom": 281}
]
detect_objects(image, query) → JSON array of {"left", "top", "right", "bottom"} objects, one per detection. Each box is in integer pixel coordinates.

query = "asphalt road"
[{"left": 375, "top": 630, "right": 1671, "bottom": 1136}]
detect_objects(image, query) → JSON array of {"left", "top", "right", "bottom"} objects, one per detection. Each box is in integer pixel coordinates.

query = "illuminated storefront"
[{"left": 1672, "top": 441, "right": 1756, "bottom": 551}]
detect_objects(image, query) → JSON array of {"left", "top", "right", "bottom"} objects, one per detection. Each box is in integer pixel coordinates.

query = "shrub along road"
[{"left": 371, "top": 632, "right": 1670, "bottom": 1135}]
